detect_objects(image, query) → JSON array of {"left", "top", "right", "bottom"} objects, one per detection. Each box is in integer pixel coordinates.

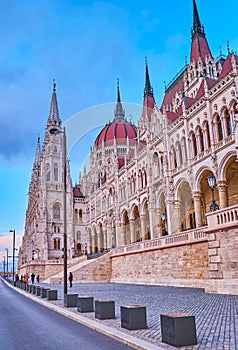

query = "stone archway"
[{"left": 177, "top": 181, "right": 194, "bottom": 231}]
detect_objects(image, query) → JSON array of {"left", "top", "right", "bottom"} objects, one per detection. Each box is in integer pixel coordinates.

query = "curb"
[{"left": 3, "top": 279, "right": 165, "bottom": 350}]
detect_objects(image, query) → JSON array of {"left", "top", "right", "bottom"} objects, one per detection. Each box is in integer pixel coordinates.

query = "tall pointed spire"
[
  {"left": 190, "top": 0, "right": 213, "bottom": 64},
  {"left": 192, "top": 0, "right": 205, "bottom": 38},
  {"left": 47, "top": 79, "right": 61, "bottom": 129},
  {"left": 142, "top": 58, "right": 155, "bottom": 121},
  {"left": 34, "top": 135, "right": 41, "bottom": 163},
  {"left": 114, "top": 79, "right": 125, "bottom": 121},
  {"left": 144, "top": 57, "right": 154, "bottom": 97}
]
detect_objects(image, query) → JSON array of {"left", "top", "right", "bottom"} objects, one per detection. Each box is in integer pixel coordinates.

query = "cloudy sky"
[{"left": 0, "top": 0, "right": 238, "bottom": 268}]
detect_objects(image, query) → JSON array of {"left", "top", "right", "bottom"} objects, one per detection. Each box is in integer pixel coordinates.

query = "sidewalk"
[{"left": 6, "top": 281, "right": 238, "bottom": 349}]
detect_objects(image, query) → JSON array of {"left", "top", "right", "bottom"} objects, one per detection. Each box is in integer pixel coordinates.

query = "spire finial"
[
  {"left": 144, "top": 57, "right": 153, "bottom": 97},
  {"left": 117, "top": 78, "right": 121, "bottom": 103},
  {"left": 227, "top": 41, "right": 230, "bottom": 55},
  {"left": 53, "top": 79, "right": 56, "bottom": 92},
  {"left": 114, "top": 79, "right": 125, "bottom": 121},
  {"left": 192, "top": 0, "right": 205, "bottom": 38}
]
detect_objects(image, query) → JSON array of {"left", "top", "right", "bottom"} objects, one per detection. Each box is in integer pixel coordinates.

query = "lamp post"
[
  {"left": 5, "top": 248, "right": 8, "bottom": 276},
  {"left": 9, "top": 229, "right": 16, "bottom": 281},
  {"left": 161, "top": 213, "right": 168, "bottom": 236},
  {"left": 49, "top": 126, "right": 67, "bottom": 295},
  {"left": 3, "top": 256, "right": 5, "bottom": 276},
  {"left": 208, "top": 175, "right": 219, "bottom": 211}
]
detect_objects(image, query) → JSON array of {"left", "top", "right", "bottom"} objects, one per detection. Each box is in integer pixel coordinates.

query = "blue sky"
[{"left": 0, "top": 0, "right": 238, "bottom": 267}]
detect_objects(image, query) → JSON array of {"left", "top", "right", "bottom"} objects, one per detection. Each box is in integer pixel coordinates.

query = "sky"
[{"left": 0, "top": 0, "right": 238, "bottom": 269}]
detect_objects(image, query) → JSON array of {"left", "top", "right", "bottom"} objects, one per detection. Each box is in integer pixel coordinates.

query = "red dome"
[{"left": 94, "top": 120, "right": 137, "bottom": 149}]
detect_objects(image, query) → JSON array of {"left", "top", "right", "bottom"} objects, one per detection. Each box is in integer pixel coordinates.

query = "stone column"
[
  {"left": 129, "top": 220, "right": 135, "bottom": 244},
  {"left": 217, "top": 181, "right": 228, "bottom": 209},
  {"left": 140, "top": 214, "right": 146, "bottom": 241},
  {"left": 173, "top": 200, "right": 181, "bottom": 233},
  {"left": 91, "top": 231, "right": 96, "bottom": 253},
  {"left": 193, "top": 191, "right": 202, "bottom": 228},
  {"left": 103, "top": 228, "right": 107, "bottom": 250}
]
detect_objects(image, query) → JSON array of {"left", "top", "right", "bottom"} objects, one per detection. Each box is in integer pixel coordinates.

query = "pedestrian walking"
[
  {"left": 68, "top": 272, "right": 73, "bottom": 287},
  {"left": 31, "top": 272, "right": 35, "bottom": 284},
  {"left": 36, "top": 274, "right": 40, "bottom": 283}
]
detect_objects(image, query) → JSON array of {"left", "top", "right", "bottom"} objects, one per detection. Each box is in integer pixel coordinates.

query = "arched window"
[
  {"left": 215, "top": 114, "right": 223, "bottom": 141},
  {"left": 171, "top": 146, "right": 177, "bottom": 169},
  {"left": 54, "top": 163, "right": 58, "bottom": 181},
  {"left": 224, "top": 108, "right": 232, "bottom": 136},
  {"left": 197, "top": 127, "right": 204, "bottom": 152},
  {"left": 77, "top": 231, "right": 81, "bottom": 241},
  {"left": 203, "top": 121, "right": 211, "bottom": 149},
  {"left": 46, "top": 163, "right": 50, "bottom": 181},
  {"left": 176, "top": 142, "right": 183, "bottom": 166},
  {"left": 54, "top": 238, "right": 60, "bottom": 250},
  {"left": 191, "top": 132, "right": 197, "bottom": 157},
  {"left": 53, "top": 204, "right": 60, "bottom": 220},
  {"left": 153, "top": 152, "right": 160, "bottom": 177},
  {"left": 143, "top": 170, "right": 147, "bottom": 187},
  {"left": 79, "top": 209, "right": 82, "bottom": 222}
]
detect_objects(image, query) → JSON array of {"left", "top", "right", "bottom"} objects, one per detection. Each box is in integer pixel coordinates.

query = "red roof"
[
  {"left": 73, "top": 186, "right": 84, "bottom": 198},
  {"left": 218, "top": 56, "right": 232, "bottom": 81},
  {"left": 190, "top": 35, "right": 213, "bottom": 64},
  {"left": 162, "top": 76, "right": 184, "bottom": 109},
  {"left": 142, "top": 95, "right": 155, "bottom": 120},
  {"left": 94, "top": 121, "right": 137, "bottom": 149}
]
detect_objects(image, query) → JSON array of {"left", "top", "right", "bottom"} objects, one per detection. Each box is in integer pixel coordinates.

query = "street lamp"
[
  {"left": 49, "top": 126, "right": 67, "bottom": 295},
  {"left": 161, "top": 213, "right": 168, "bottom": 236},
  {"left": 208, "top": 175, "right": 219, "bottom": 211},
  {"left": 3, "top": 256, "right": 5, "bottom": 276},
  {"left": 9, "top": 229, "right": 16, "bottom": 281},
  {"left": 5, "top": 248, "right": 9, "bottom": 276}
]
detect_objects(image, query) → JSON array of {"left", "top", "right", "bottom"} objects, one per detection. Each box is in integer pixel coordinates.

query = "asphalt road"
[{"left": 0, "top": 279, "right": 133, "bottom": 350}]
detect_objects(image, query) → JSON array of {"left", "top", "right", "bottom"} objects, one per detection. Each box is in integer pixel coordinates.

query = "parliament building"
[{"left": 18, "top": 0, "right": 238, "bottom": 294}]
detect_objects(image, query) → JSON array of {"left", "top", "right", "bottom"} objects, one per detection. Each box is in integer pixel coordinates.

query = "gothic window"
[
  {"left": 215, "top": 114, "right": 223, "bottom": 141},
  {"left": 53, "top": 238, "right": 60, "bottom": 250},
  {"left": 176, "top": 142, "right": 182, "bottom": 166},
  {"left": 181, "top": 137, "right": 187, "bottom": 162},
  {"left": 77, "top": 231, "right": 81, "bottom": 241},
  {"left": 224, "top": 108, "right": 232, "bottom": 136},
  {"left": 46, "top": 163, "right": 50, "bottom": 181},
  {"left": 197, "top": 127, "right": 204, "bottom": 152},
  {"left": 53, "top": 204, "right": 60, "bottom": 220},
  {"left": 153, "top": 152, "right": 159, "bottom": 177},
  {"left": 143, "top": 170, "right": 147, "bottom": 187},
  {"left": 171, "top": 146, "right": 177, "bottom": 169},
  {"left": 204, "top": 121, "right": 211, "bottom": 148},
  {"left": 79, "top": 209, "right": 82, "bottom": 222},
  {"left": 54, "top": 146, "right": 57, "bottom": 153},
  {"left": 191, "top": 132, "right": 197, "bottom": 157},
  {"left": 54, "top": 163, "right": 58, "bottom": 181}
]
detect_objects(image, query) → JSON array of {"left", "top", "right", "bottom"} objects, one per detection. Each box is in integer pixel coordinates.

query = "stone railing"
[
  {"left": 206, "top": 204, "right": 238, "bottom": 229},
  {"left": 111, "top": 228, "right": 207, "bottom": 256}
]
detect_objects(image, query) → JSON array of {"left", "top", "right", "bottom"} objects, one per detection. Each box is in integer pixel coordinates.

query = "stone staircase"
[{"left": 42, "top": 251, "right": 112, "bottom": 284}]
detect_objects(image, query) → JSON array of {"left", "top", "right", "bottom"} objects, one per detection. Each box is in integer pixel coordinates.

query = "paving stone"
[{"left": 38, "top": 282, "right": 238, "bottom": 350}]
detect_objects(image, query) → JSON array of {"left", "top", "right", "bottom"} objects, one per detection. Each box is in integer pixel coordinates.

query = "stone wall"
[
  {"left": 110, "top": 241, "right": 209, "bottom": 289},
  {"left": 206, "top": 227, "right": 238, "bottom": 294}
]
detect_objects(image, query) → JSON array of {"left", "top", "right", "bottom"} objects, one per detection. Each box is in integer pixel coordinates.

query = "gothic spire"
[
  {"left": 34, "top": 135, "right": 41, "bottom": 163},
  {"left": 192, "top": 0, "right": 205, "bottom": 38},
  {"left": 114, "top": 79, "right": 125, "bottom": 121},
  {"left": 144, "top": 57, "right": 154, "bottom": 97},
  {"left": 47, "top": 80, "right": 61, "bottom": 129},
  {"left": 142, "top": 58, "right": 155, "bottom": 121},
  {"left": 190, "top": 0, "right": 213, "bottom": 64}
]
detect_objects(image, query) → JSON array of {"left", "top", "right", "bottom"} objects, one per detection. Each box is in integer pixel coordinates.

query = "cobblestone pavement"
[{"left": 37, "top": 283, "right": 237, "bottom": 350}]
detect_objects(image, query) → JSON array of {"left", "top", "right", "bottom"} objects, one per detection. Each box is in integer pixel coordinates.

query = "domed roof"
[
  {"left": 94, "top": 81, "right": 137, "bottom": 149},
  {"left": 94, "top": 120, "right": 137, "bottom": 149}
]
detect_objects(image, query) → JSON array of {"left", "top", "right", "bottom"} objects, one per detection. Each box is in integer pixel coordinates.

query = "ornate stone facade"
[{"left": 18, "top": 1, "right": 238, "bottom": 293}]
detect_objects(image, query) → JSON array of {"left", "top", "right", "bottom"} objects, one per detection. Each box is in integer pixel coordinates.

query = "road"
[{"left": 0, "top": 279, "right": 133, "bottom": 350}]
